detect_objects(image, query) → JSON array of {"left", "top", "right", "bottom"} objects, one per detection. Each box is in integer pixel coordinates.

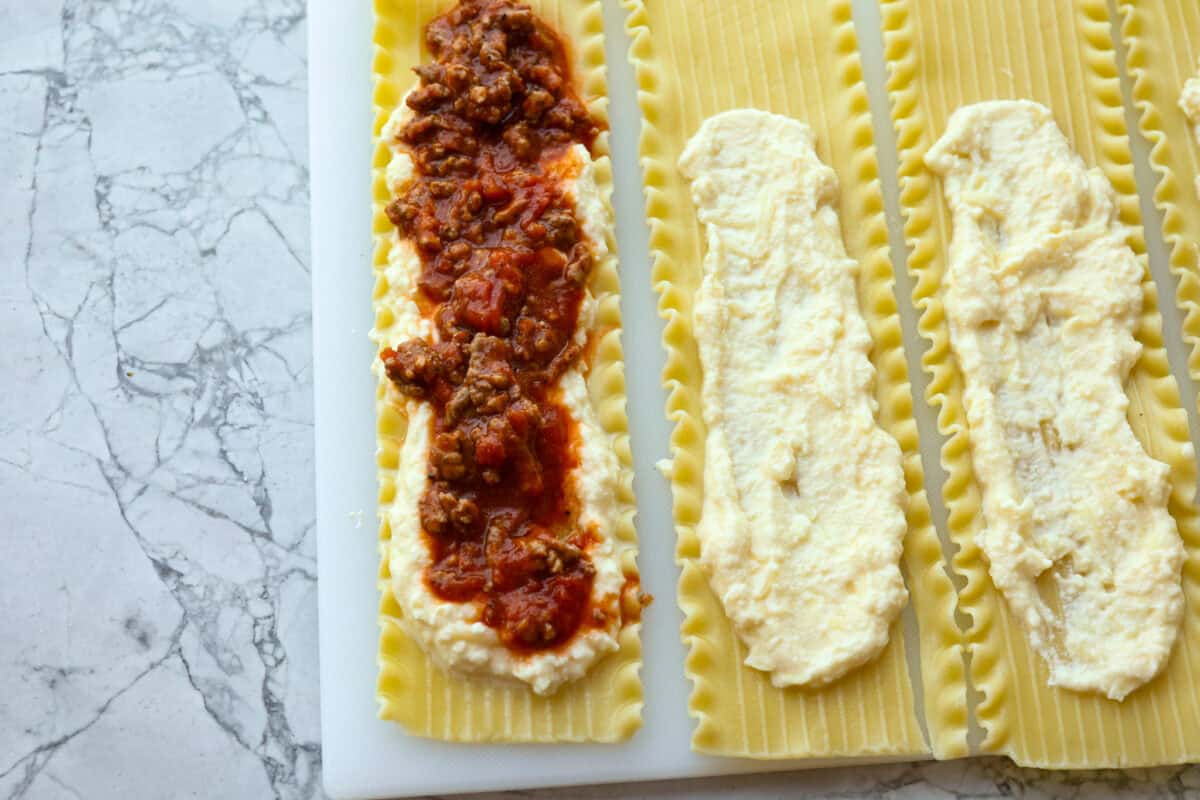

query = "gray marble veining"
[
  {"left": 2, "top": 1, "right": 315, "bottom": 797},
  {"left": 0, "top": 1, "right": 1197, "bottom": 798}
]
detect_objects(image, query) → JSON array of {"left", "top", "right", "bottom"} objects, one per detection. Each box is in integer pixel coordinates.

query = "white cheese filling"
[
  {"left": 679, "top": 109, "right": 909, "bottom": 688},
  {"left": 1181, "top": 61, "right": 1200, "bottom": 196},
  {"left": 926, "top": 100, "right": 1184, "bottom": 700},
  {"left": 371, "top": 105, "right": 624, "bottom": 696}
]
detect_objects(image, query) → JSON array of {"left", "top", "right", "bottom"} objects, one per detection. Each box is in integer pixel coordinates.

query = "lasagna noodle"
[
  {"left": 883, "top": 0, "right": 1200, "bottom": 767},
  {"left": 625, "top": 0, "right": 965, "bottom": 758},
  {"left": 371, "top": 0, "right": 642, "bottom": 742},
  {"left": 1121, "top": 1, "right": 1200, "bottom": 393}
]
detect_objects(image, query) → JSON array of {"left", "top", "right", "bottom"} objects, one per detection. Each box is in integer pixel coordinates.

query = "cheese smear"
[
  {"left": 926, "top": 100, "right": 1185, "bottom": 700},
  {"left": 371, "top": 104, "right": 625, "bottom": 696},
  {"left": 679, "top": 110, "right": 908, "bottom": 688},
  {"left": 1181, "top": 61, "right": 1200, "bottom": 196}
]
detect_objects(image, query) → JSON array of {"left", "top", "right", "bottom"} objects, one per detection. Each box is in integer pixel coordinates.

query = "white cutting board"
[{"left": 308, "top": 0, "right": 1198, "bottom": 796}]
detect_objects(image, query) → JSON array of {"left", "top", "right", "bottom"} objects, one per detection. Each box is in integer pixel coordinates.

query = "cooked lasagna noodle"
[
  {"left": 925, "top": 100, "right": 1184, "bottom": 700},
  {"left": 678, "top": 110, "right": 908, "bottom": 688},
  {"left": 372, "top": 0, "right": 627, "bottom": 696},
  {"left": 1181, "top": 62, "right": 1200, "bottom": 195}
]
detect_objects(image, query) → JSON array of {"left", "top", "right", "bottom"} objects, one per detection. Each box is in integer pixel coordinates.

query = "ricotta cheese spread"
[
  {"left": 679, "top": 109, "right": 909, "bottom": 688},
  {"left": 925, "top": 100, "right": 1185, "bottom": 700},
  {"left": 372, "top": 104, "right": 625, "bottom": 696},
  {"left": 1181, "top": 61, "right": 1200, "bottom": 196}
]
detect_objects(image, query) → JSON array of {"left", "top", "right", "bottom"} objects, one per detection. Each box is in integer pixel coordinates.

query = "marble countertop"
[{"left": 0, "top": 0, "right": 1195, "bottom": 798}]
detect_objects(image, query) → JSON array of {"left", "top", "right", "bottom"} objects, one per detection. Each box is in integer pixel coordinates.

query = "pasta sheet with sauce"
[{"left": 371, "top": 0, "right": 642, "bottom": 743}]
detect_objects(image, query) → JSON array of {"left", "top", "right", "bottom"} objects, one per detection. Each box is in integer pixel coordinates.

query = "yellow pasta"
[
  {"left": 624, "top": 0, "right": 965, "bottom": 759},
  {"left": 883, "top": 0, "right": 1200, "bottom": 768},
  {"left": 1121, "top": 0, "right": 1200, "bottom": 387},
  {"left": 371, "top": 0, "right": 642, "bottom": 742}
]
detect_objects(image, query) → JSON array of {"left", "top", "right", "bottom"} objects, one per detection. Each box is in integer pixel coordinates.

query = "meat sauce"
[{"left": 380, "top": 0, "right": 605, "bottom": 652}]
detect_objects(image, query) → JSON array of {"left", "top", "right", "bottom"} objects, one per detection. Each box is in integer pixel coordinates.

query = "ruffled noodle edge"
[{"left": 1119, "top": 0, "right": 1200, "bottom": 385}]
